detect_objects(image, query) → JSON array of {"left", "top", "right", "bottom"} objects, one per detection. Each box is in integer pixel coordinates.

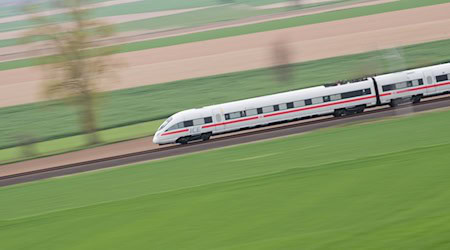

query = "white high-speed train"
[{"left": 153, "top": 63, "right": 450, "bottom": 145}]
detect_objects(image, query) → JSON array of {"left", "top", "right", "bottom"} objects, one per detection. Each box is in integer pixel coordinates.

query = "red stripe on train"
[
  {"left": 264, "top": 95, "right": 376, "bottom": 118},
  {"left": 395, "top": 81, "right": 450, "bottom": 94},
  {"left": 161, "top": 128, "right": 189, "bottom": 136},
  {"left": 203, "top": 95, "right": 377, "bottom": 128},
  {"left": 202, "top": 116, "right": 258, "bottom": 128}
]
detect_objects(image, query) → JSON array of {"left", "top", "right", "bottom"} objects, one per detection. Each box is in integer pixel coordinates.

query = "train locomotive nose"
[{"left": 152, "top": 135, "right": 160, "bottom": 144}]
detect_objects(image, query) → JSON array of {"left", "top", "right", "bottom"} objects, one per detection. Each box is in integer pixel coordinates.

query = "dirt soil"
[
  {"left": 1, "top": 3, "right": 449, "bottom": 108},
  {"left": 256, "top": 0, "right": 352, "bottom": 9}
]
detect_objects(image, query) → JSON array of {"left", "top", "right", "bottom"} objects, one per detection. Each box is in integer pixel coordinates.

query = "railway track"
[{"left": 1, "top": 95, "right": 449, "bottom": 187}]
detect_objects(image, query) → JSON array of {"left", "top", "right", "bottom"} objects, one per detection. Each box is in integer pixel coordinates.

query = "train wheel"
[
  {"left": 177, "top": 137, "right": 189, "bottom": 145},
  {"left": 201, "top": 133, "right": 212, "bottom": 141},
  {"left": 412, "top": 95, "right": 422, "bottom": 104},
  {"left": 389, "top": 99, "right": 399, "bottom": 108},
  {"left": 333, "top": 109, "right": 346, "bottom": 117},
  {"left": 355, "top": 105, "right": 366, "bottom": 114}
]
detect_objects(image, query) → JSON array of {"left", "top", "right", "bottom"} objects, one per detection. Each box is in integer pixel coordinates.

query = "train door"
[
  {"left": 423, "top": 70, "right": 436, "bottom": 94},
  {"left": 212, "top": 108, "right": 225, "bottom": 132},
  {"left": 189, "top": 112, "right": 203, "bottom": 135},
  {"left": 191, "top": 124, "right": 201, "bottom": 134}
]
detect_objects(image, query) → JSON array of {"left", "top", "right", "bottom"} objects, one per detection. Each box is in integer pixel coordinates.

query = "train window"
[
  {"left": 246, "top": 109, "right": 258, "bottom": 116},
  {"left": 312, "top": 97, "right": 323, "bottom": 105},
  {"left": 273, "top": 105, "right": 279, "bottom": 111},
  {"left": 305, "top": 99, "right": 312, "bottom": 106},
  {"left": 262, "top": 106, "right": 275, "bottom": 113},
  {"left": 204, "top": 117, "right": 213, "bottom": 124},
  {"left": 167, "top": 123, "right": 181, "bottom": 131},
  {"left": 225, "top": 111, "right": 247, "bottom": 120},
  {"left": 341, "top": 90, "right": 365, "bottom": 99},
  {"left": 227, "top": 112, "right": 243, "bottom": 120},
  {"left": 294, "top": 100, "right": 305, "bottom": 107},
  {"left": 330, "top": 94, "right": 341, "bottom": 101},
  {"left": 287, "top": 102, "right": 294, "bottom": 109},
  {"left": 436, "top": 74, "right": 448, "bottom": 82},
  {"left": 382, "top": 84, "right": 396, "bottom": 92},
  {"left": 382, "top": 79, "right": 424, "bottom": 91},
  {"left": 184, "top": 120, "right": 193, "bottom": 127},
  {"left": 396, "top": 82, "right": 407, "bottom": 89},
  {"left": 364, "top": 88, "right": 371, "bottom": 94},
  {"left": 230, "top": 112, "right": 239, "bottom": 119},
  {"left": 193, "top": 118, "right": 205, "bottom": 126},
  {"left": 279, "top": 103, "right": 287, "bottom": 110},
  {"left": 257, "top": 108, "right": 263, "bottom": 114},
  {"left": 323, "top": 96, "right": 330, "bottom": 102},
  {"left": 158, "top": 117, "right": 173, "bottom": 131}
]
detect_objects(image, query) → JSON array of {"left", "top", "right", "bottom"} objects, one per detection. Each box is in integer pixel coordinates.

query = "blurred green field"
[
  {"left": 0, "top": 4, "right": 283, "bottom": 48},
  {"left": 116, "top": 0, "right": 450, "bottom": 55},
  {"left": 1, "top": 38, "right": 450, "bottom": 152},
  {"left": 0, "top": 0, "right": 447, "bottom": 68},
  {"left": 1, "top": 109, "right": 449, "bottom": 249},
  {"left": 0, "top": 119, "right": 162, "bottom": 164},
  {"left": 0, "top": 0, "right": 314, "bottom": 34},
  {"left": 113, "top": 0, "right": 353, "bottom": 33}
]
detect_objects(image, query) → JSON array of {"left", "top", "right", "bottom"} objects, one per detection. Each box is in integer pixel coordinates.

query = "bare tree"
[{"left": 21, "top": 0, "right": 120, "bottom": 145}]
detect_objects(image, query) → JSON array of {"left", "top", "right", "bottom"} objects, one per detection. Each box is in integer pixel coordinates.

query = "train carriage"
[
  {"left": 153, "top": 63, "right": 450, "bottom": 145},
  {"left": 154, "top": 79, "right": 377, "bottom": 144},
  {"left": 374, "top": 63, "right": 450, "bottom": 106}
]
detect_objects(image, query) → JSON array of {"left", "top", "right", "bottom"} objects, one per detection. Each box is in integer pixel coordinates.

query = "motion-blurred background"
[
  {"left": 2, "top": 1, "right": 450, "bottom": 249},
  {"left": 2, "top": 0, "right": 449, "bottom": 165}
]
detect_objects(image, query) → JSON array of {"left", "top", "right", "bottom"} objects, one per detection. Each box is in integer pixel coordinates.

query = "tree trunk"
[
  {"left": 79, "top": 93, "right": 100, "bottom": 145},
  {"left": 272, "top": 40, "right": 293, "bottom": 83}
]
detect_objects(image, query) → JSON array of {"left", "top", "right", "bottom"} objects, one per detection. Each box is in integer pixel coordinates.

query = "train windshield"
[{"left": 158, "top": 117, "right": 173, "bottom": 131}]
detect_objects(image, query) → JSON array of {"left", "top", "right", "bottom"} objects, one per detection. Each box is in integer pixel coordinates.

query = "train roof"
[{"left": 202, "top": 78, "right": 373, "bottom": 112}]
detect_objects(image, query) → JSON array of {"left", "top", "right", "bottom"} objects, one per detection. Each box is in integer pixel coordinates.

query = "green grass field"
[
  {"left": 0, "top": 119, "right": 163, "bottom": 164},
  {"left": 0, "top": 0, "right": 447, "bottom": 69},
  {"left": 1, "top": 109, "right": 449, "bottom": 249},
  {"left": 1, "top": 38, "right": 450, "bottom": 153}
]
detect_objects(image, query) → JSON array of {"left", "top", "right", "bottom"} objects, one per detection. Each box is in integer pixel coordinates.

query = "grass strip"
[{"left": 0, "top": 119, "right": 163, "bottom": 164}]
